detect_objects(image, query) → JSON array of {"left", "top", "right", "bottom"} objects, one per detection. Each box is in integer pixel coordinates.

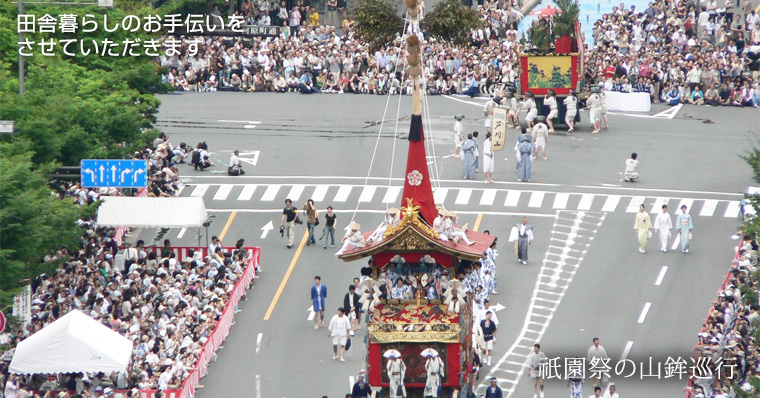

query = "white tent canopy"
[
  {"left": 9, "top": 310, "right": 133, "bottom": 374},
  {"left": 97, "top": 196, "right": 207, "bottom": 228}
]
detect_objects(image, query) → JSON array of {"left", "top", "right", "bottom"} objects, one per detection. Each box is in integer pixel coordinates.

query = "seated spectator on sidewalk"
[
  {"left": 718, "top": 83, "right": 733, "bottom": 105},
  {"left": 665, "top": 85, "right": 683, "bottom": 106},
  {"left": 687, "top": 85, "right": 705, "bottom": 104},
  {"left": 705, "top": 84, "right": 721, "bottom": 105}
]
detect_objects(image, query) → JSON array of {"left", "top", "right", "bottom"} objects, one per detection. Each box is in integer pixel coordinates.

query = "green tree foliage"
[
  {"left": 0, "top": 141, "right": 95, "bottom": 307},
  {"left": 0, "top": 2, "right": 164, "bottom": 165},
  {"left": 0, "top": 1, "right": 163, "bottom": 305},
  {"left": 349, "top": 0, "right": 404, "bottom": 53},
  {"left": 553, "top": 0, "right": 580, "bottom": 37},
  {"left": 425, "top": 0, "right": 483, "bottom": 46}
]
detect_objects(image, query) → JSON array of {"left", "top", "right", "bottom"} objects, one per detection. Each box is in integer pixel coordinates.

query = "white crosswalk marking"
[
  {"left": 334, "top": 185, "right": 352, "bottom": 202},
  {"left": 577, "top": 194, "right": 594, "bottom": 210},
  {"left": 358, "top": 186, "right": 377, "bottom": 202},
  {"left": 676, "top": 198, "right": 695, "bottom": 213},
  {"left": 286, "top": 185, "right": 305, "bottom": 202},
  {"left": 699, "top": 200, "right": 718, "bottom": 217},
  {"left": 480, "top": 189, "right": 497, "bottom": 205},
  {"left": 602, "top": 195, "right": 621, "bottom": 212},
  {"left": 312, "top": 185, "right": 329, "bottom": 202},
  {"left": 626, "top": 196, "right": 645, "bottom": 213},
  {"left": 552, "top": 193, "right": 569, "bottom": 209},
  {"left": 182, "top": 183, "right": 740, "bottom": 221},
  {"left": 237, "top": 185, "right": 257, "bottom": 201},
  {"left": 382, "top": 186, "right": 402, "bottom": 204},
  {"left": 456, "top": 188, "right": 473, "bottom": 205},
  {"left": 724, "top": 201, "right": 741, "bottom": 218},
  {"left": 261, "top": 185, "right": 281, "bottom": 201},
  {"left": 652, "top": 197, "right": 670, "bottom": 211},
  {"left": 191, "top": 184, "right": 209, "bottom": 197},
  {"left": 434, "top": 188, "right": 449, "bottom": 203},
  {"left": 213, "top": 185, "right": 233, "bottom": 200},
  {"left": 528, "top": 191, "right": 545, "bottom": 208},
  {"left": 504, "top": 191, "right": 521, "bottom": 207}
]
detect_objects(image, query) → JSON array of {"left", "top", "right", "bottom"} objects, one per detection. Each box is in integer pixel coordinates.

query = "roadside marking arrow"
[
  {"left": 260, "top": 220, "right": 274, "bottom": 239},
  {"left": 307, "top": 305, "right": 315, "bottom": 321}
]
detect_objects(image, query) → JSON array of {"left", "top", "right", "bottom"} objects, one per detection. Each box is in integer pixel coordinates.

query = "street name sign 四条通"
[{"left": 80, "top": 159, "right": 148, "bottom": 188}]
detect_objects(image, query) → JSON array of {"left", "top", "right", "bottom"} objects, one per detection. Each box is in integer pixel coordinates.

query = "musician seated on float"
[{"left": 367, "top": 207, "right": 400, "bottom": 243}]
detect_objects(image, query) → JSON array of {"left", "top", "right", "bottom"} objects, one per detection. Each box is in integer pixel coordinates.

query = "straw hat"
[
  {"left": 348, "top": 221, "right": 361, "bottom": 230},
  {"left": 388, "top": 207, "right": 400, "bottom": 215},
  {"left": 445, "top": 210, "right": 457, "bottom": 218}
]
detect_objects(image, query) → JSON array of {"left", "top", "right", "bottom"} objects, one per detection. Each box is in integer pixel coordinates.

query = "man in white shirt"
[
  {"left": 526, "top": 343, "right": 547, "bottom": 398},
  {"left": 228, "top": 150, "right": 245, "bottom": 175},
  {"left": 586, "top": 338, "right": 609, "bottom": 387},
  {"left": 328, "top": 307, "right": 353, "bottom": 361},
  {"left": 602, "top": 383, "right": 619, "bottom": 398}
]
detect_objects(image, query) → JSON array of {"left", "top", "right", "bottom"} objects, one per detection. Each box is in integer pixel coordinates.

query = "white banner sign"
[
  {"left": 13, "top": 285, "right": 31, "bottom": 326},
  {"left": 491, "top": 107, "right": 508, "bottom": 152}
]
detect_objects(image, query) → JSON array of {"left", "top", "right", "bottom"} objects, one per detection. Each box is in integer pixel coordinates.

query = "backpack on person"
[{"left": 191, "top": 150, "right": 201, "bottom": 166}]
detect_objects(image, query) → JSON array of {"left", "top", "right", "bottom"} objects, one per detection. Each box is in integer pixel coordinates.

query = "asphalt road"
[{"left": 135, "top": 91, "right": 758, "bottom": 398}]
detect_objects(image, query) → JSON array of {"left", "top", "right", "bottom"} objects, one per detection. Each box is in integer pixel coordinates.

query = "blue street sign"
[{"left": 80, "top": 159, "right": 149, "bottom": 188}]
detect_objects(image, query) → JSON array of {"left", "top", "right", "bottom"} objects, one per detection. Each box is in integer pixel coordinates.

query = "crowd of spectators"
[
  {"left": 158, "top": 0, "right": 760, "bottom": 110},
  {"left": 0, "top": 135, "right": 251, "bottom": 398},
  {"left": 159, "top": 0, "right": 531, "bottom": 96},
  {"left": 585, "top": 0, "right": 760, "bottom": 107},
  {"left": 686, "top": 237, "right": 760, "bottom": 397}
]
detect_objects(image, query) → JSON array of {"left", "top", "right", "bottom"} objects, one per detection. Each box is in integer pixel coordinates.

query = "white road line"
[
  {"left": 256, "top": 333, "right": 263, "bottom": 354},
  {"left": 358, "top": 186, "right": 377, "bottom": 202},
  {"left": 637, "top": 302, "right": 652, "bottom": 324},
  {"left": 383, "top": 186, "right": 402, "bottom": 204},
  {"left": 602, "top": 195, "right": 621, "bottom": 212},
  {"left": 553, "top": 193, "right": 570, "bottom": 209},
  {"left": 504, "top": 190, "right": 521, "bottom": 207},
  {"left": 286, "top": 184, "right": 305, "bottom": 202},
  {"left": 183, "top": 175, "right": 742, "bottom": 198},
  {"left": 528, "top": 191, "right": 545, "bottom": 208},
  {"left": 237, "top": 185, "right": 257, "bottom": 201},
  {"left": 334, "top": 185, "right": 352, "bottom": 202},
  {"left": 434, "top": 188, "right": 449, "bottom": 203},
  {"left": 177, "top": 227, "right": 187, "bottom": 239},
  {"left": 699, "top": 200, "right": 719, "bottom": 217},
  {"left": 218, "top": 119, "right": 261, "bottom": 124},
  {"left": 621, "top": 341, "right": 634, "bottom": 360},
  {"left": 626, "top": 196, "right": 645, "bottom": 212},
  {"left": 652, "top": 197, "right": 670, "bottom": 211},
  {"left": 442, "top": 95, "right": 485, "bottom": 107},
  {"left": 676, "top": 198, "right": 695, "bottom": 213},
  {"left": 312, "top": 185, "right": 329, "bottom": 202},
  {"left": 671, "top": 234, "right": 681, "bottom": 251},
  {"left": 655, "top": 266, "right": 668, "bottom": 286},
  {"left": 261, "top": 185, "right": 281, "bottom": 201},
  {"left": 255, "top": 375, "right": 261, "bottom": 398},
  {"left": 480, "top": 189, "right": 497, "bottom": 205},
  {"left": 724, "top": 201, "right": 741, "bottom": 218},
  {"left": 577, "top": 194, "right": 594, "bottom": 210},
  {"left": 349, "top": 376, "right": 355, "bottom": 392},
  {"left": 456, "top": 188, "right": 473, "bottom": 205},
  {"left": 191, "top": 184, "right": 209, "bottom": 197},
  {"left": 213, "top": 185, "right": 233, "bottom": 200}
]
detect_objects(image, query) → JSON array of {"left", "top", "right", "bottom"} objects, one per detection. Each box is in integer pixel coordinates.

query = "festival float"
[
  {"left": 337, "top": 14, "right": 495, "bottom": 397},
  {"left": 515, "top": 0, "right": 584, "bottom": 127}
]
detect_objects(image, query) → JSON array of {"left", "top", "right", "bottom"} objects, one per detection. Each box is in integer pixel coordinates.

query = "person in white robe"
[
  {"left": 424, "top": 353, "right": 445, "bottom": 398},
  {"left": 387, "top": 356, "right": 407, "bottom": 398},
  {"left": 335, "top": 221, "right": 366, "bottom": 255},
  {"left": 654, "top": 204, "right": 673, "bottom": 253},
  {"left": 368, "top": 208, "right": 400, "bottom": 243}
]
